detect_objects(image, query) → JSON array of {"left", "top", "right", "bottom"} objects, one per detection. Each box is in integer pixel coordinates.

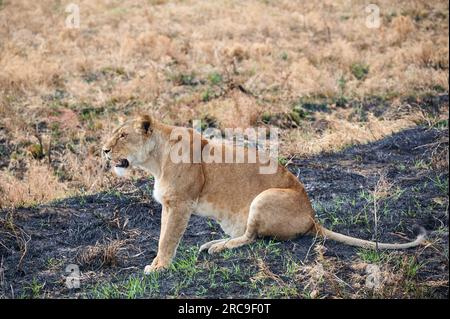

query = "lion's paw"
[
  {"left": 207, "top": 242, "right": 226, "bottom": 254},
  {"left": 143, "top": 263, "right": 167, "bottom": 274}
]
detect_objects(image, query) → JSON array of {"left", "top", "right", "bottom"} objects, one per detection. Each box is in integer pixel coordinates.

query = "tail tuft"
[{"left": 413, "top": 225, "right": 427, "bottom": 240}]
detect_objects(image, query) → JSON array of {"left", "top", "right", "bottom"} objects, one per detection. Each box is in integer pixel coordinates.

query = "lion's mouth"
[{"left": 114, "top": 158, "right": 129, "bottom": 168}]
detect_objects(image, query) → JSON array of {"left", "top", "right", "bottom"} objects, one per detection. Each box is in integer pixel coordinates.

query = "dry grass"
[
  {"left": 0, "top": 162, "right": 68, "bottom": 208},
  {"left": 292, "top": 244, "right": 441, "bottom": 298},
  {"left": 0, "top": 0, "right": 448, "bottom": 208},
  {"left": 281, "top": 111, "right": 419, "bottom": 156},
  {"left": 76, "top": 240, "right": 126, "bottom": 269},
  {"left": 0, "top": 212, "right": 31, "bottom": 270},
  {"left": 427, "top": 130, "right": 449, "bottom": 171}
]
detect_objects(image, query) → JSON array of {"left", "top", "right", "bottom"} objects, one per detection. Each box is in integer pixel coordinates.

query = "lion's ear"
[{"left": 135, "top": 114, "right": 152, "bottom": 135}]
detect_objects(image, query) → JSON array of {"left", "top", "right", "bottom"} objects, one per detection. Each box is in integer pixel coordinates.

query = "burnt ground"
[{"left": 0, "top": 126, "right": 448, "bottom": 299}]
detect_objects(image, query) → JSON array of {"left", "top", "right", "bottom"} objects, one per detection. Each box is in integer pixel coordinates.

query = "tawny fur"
[{"left": 102, "top": 115, "right": 426, "bottom": 273}]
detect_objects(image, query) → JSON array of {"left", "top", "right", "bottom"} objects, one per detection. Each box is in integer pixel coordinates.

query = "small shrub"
[
  {"left": 208, "top": 72, "right": 222, "bottom": 85},
  {"left": 351, "top": 63, "right": 369, "bottom": 80}
]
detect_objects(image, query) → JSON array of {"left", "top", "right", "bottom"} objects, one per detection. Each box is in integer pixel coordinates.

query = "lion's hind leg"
[{"left": 207, "top": 187, "right": 315, "bottom": 254}]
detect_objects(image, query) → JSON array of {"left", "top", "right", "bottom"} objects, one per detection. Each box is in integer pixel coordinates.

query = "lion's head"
[{"left": 102, "top": 114, "right": 153, "bottom": 176}]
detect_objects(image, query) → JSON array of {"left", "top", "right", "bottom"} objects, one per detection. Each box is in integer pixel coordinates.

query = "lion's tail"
[{"left": 312, "top": 224, "right": 427, "bottom": 250}]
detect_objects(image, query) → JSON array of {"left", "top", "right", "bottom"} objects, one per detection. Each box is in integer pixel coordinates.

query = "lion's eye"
[{"left": 119, "top": 133, "right": 126, "bottom": 139}]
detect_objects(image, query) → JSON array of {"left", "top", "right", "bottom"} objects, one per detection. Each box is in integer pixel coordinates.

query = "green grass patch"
[
  {"left": 208, "top": 72, "right": 223, "bottom": 85},
  {"left": 350, "top": 63, "right": 369, "bottom": 80},
  {"left": 26, "top": 278, "right": 45, "bottom": 299},
  {"left": 357, "top": 249, "right": 390, "bottom": 264}
]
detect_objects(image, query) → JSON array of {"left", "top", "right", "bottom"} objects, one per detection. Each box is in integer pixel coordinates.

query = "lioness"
[{"left": 102, "top": 114, "right": 426, "bottom": 273}]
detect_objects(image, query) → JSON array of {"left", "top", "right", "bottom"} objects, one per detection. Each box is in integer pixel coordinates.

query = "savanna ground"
[{"left": 0, "top": 0, "right": 448, "bottom": 298}]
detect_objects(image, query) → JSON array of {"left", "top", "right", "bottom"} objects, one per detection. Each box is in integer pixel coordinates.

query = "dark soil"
[{"left": 0, "top": 126, "right": 448, "bottom": 299}]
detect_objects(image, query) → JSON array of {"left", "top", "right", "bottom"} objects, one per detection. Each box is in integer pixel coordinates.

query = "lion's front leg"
[{"left": 144, "top": 203, "right": 191, "bottom": 274}]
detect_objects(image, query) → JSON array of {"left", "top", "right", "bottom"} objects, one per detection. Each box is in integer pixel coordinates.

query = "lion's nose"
[{"left": 103, "top": 148, "right": 111, "bottom": 154}]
